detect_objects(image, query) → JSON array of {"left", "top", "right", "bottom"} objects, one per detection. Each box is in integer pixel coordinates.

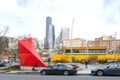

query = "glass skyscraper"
[{"left": 44, "top": 16, "right": 55, "bottom": 50}]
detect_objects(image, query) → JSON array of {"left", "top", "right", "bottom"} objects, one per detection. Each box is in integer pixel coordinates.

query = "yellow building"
[{"left": 51, "top": 36, "right": 120, "bottom": 63}]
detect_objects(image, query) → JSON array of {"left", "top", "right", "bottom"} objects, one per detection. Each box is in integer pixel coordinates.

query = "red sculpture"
[{"left": 18, "top": 38, "right": 46, "bottom": 67}]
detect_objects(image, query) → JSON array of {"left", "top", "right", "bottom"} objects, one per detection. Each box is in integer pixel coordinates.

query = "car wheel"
[
  {"left": 64, "top": 71, "right": 69, "bottom": 76},
  {"left": 97, "top": 70, "right": 104, "bottom": 76},
  {"left": 41, "top": 71, "right": 46, "bottom": 75}
]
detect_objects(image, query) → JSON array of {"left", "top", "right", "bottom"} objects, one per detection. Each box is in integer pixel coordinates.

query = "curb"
[{"left": 0, "top": 70, "right": 91, "bottom": 75}]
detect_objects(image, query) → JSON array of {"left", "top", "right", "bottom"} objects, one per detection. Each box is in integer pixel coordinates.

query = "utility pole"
[
  {"left": 114, "top": 32, "right": 117, "bottom": 63},
  {"left": 86, "top": 40, "right": 89, "bottom": 60},
  {"left": 70, "top": 17, "right": 74, "bottom": 63}
]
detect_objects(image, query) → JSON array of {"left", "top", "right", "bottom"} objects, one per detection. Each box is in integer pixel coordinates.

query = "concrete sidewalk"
[
  {"left": 6, "top": 70, "right": 91, "bottom": 75},
  {"left": 6, "top": 64, "right": 97, "bottom": 75},
  {"left": 77, "top": 64, "right": 96, "bottom": 75}
]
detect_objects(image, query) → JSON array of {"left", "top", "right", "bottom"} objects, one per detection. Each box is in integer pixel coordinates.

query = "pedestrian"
[
  {"left": 84, "top": 60, "right": 88, "bottom": 68},
  {"left": 32, "top": 67, "right": 35, "bottom": 71},
  {"left": 32, "top": 62, "right": 38, "bottom": 71}
]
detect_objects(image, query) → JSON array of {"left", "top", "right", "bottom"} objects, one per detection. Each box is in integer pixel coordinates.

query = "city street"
[
  {"left": 0, "top": 73, "right": 120, "bottom": 80},
  {"left": 0, "top": 1, "right": 120, "bottom": 80}
]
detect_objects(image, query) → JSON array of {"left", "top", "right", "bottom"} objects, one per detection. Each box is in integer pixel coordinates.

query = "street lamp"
[
  {"left": 113, "top": 32, "right": 116, "bottom": 63},
  {"left": 70, "top": 17, "right": 74, "bottom": 63},
  {"left": 86, "top": 40, "right": 89, "bottom": 60},
  {"left": 106, "top": 39, "right": 110, "bottom": 64},
  {"left": 113, "top": 32, "right": 120, "bottom": 63}
]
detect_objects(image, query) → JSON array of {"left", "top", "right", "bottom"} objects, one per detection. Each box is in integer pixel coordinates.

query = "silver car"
[{"left": 91, "top": 63, "right": 120, "bottom": 76}]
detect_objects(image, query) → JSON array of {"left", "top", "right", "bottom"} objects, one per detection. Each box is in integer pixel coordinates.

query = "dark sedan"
[
  {"left": 91, "top": 63, "right": 120, "bottom": 76},
  {"left": 40, "top": 63, "right": 77, "bottom": 75}
]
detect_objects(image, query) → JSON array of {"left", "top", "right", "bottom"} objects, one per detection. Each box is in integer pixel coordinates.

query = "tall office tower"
[
  {"left": 44, "top": 16, "right": 52, "bottom": 50},
  {"left": 60, "top": 27, "right": 70, "bottom": 42},
  {"left": 44, "top": 16, "right": 55, "bottom": 51},
  {"left": 52, "top": 25, "right": 55, "bottom": 49},
  {"left": 48, "top": 24, "right": 55, "bottom": 50},
  {"left": 56, "top": 36, "right": 60, "bottom": 44}
]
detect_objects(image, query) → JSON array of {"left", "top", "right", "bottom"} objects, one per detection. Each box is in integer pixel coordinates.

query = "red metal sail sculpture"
[{"left": 18, "top": 38, "right": 46, "bottom": 67}]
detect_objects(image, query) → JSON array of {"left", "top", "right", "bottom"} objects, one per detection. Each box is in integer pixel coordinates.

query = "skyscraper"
[
  {"left": 44, "top": 16, "right": 55, "bottom": 50},
  {"left": 48, "top": 24, "right": 55, "bottom": 49},
  {"left": 60, "top": 27, "right": 70, "bottom": 42},
  {"left": 46, "top": 17, "right": 52, "bottom": 43}
]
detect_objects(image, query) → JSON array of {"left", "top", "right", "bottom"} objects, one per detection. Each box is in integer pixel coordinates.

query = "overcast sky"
[{"left": 0, "top": 0, "right": 120, "bottom": 40}]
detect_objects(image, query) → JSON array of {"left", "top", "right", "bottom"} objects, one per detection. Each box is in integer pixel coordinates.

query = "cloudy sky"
[{"left": 0, "top": 0, "right": 120, "bottom": 40}]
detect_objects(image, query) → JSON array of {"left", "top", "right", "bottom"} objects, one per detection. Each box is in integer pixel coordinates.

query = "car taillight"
[{"left": 72, "top": 66, "right": 76, "bottom": 70}]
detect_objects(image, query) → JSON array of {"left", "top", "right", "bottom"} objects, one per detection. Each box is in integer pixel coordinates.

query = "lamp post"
[
  {"left": 113, "top": 32, "right": 120, "bottom": 63},
  {"left": 106, "top": 39, "right": 110, "bottom": 64},
  {"left": 70, "top": 18, "right": 74, "bottom": 63},
  {"left": 86, "top": 40, "right": 88, "bottom": 60},
  {"left": 114, "top": 32, "right": 117, "bottom": 63}
]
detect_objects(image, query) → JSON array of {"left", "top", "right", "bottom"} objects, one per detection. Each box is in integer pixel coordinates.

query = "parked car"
[
  {"left": 91, "top": 63, "right": 120, "bottom": 76},
  {"left": 40, "top": 63, "right": 77, "bottom": 75},
  {"left": 0, "top": 60, "right": 5, "bottom": 67}
]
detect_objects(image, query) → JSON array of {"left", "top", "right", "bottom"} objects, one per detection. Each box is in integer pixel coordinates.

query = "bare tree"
[
  {"left": 0, "top": 26, "right": 9, "bottom": 43},
  {"left": 33, "top": 38, "right": 43, "bottom": 56},
  {"left": 0, "top": 26, "right": 9, "bottom": 58}
]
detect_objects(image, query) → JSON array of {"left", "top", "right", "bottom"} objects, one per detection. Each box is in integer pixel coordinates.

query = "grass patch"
[{"left": 0, "top": 65, "right": 20, "bottom": 72}]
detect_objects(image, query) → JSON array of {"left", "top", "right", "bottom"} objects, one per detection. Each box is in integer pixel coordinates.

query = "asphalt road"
[{"left": 0, "top": 73, "right": 120, "bottom": 80}]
